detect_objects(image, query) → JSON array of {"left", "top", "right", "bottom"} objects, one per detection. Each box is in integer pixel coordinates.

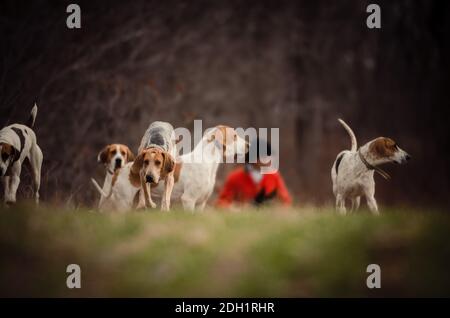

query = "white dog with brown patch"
[
  {"left": 331, "top": 119, "right": 410, "bottom": 215},
  {"left": 0, "top": 104, "right": 42, "bottom": 205},
  {"left": 93, "top": 144, "right": 134, "bottom": 208},
  {"left": 151, "top": 125, "right": 249, "bottom": 210}
]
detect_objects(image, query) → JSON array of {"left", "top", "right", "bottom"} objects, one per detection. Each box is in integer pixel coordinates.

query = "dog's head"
[
  {"left": 369, "top": 137, "right": 411, "bottom": 165},
  {"left": 131, "top": 148, "right": 174, "bottom": 185},
  {"left": 0, "top": 143, "right": 17, "bottom": 176},
  {"left": 97, "top": 144, "right": 135, "bottom": 172},
  {"left": 206, "top": 125, "right": 249, "bottom": 160}
]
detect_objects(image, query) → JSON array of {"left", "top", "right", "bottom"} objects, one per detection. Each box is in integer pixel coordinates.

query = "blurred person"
[{"left": 216, "top": 138, "right": 292, "bottom": 208}]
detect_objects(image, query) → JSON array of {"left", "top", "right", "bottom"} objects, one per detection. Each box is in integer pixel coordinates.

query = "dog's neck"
[
  {"left": 358, "top": 143, "right": 390, "bottom": 180},
  {"left": 188, "top": 137, "right": 223, "bottom": 177}
]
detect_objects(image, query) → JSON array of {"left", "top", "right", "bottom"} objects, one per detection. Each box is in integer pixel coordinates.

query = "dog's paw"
[
  {"left": 5, "top": 200, "right": 16, "bottom": 207},
  {"left": 149, "top": 202, "right": 157, "bottom": 209}
]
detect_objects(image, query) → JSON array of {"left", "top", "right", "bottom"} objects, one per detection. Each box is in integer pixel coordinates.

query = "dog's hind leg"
[
  {"left": 351, "top": 196, "right": 361, "bottom": 212},
  {"left": 30, "top": 144, "right": 43, "bottom": 204},
  {"left": 336, "top": 194, "right": 347, "bottom": 215},
  {"left": 181, "top": 193, "right": 196, "bottom": 211},
  {"left": 197, "top": 200, "right": 207, "bottom": 211}
]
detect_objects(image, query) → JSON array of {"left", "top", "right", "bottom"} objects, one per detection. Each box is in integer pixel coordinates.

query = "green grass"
[{"left": 0, "top": 204, "right": 449, "bottom": 297}]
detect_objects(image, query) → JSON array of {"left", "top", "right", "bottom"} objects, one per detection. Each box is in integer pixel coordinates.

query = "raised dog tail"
[
  {"left": 338, "top": 118, "right": 357, "bottom": 152},
  {"left": 27, "top": 103, "right": 38, "bottom": 128},
  {"left": 91, "top": 178, "right": 108, "bottom": 197}
]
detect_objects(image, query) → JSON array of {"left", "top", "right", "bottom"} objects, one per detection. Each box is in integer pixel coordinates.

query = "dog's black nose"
[
  {"left": 146, "top": 175, "right": 154, "bottom": 183},
  {"left": 405, "top": 154, "right": 411, "bottom": 161},
  {"left": 115, "top": 158, "right": 122, "bottom": 166}
]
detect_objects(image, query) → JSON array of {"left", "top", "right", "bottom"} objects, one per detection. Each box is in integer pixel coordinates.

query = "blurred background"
[{"left": 0, "top": 0, "right": 449, "bottom": 208}]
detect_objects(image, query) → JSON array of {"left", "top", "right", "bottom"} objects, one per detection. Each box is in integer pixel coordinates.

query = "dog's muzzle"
[
  {"left": 146, "top": 175, "right": 155, "bottom": 184},
  {"left": 115, "top": 158, "right": 122, "bottom": 169}
]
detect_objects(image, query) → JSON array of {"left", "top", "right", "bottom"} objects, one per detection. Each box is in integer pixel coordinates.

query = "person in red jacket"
[{"left": 216, "top": 138, "right": 292, "bottom": 208}]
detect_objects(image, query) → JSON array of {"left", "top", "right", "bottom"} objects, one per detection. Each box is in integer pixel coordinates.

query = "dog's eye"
[
  {"left": 111, "top": 150, "right": 117, "bottom": 155},
  {"left": 121, "top": 151, "right": 126, "bottom": 156},
  {"left": 155, "top": 160, "right": 161, "bottom": 166}
]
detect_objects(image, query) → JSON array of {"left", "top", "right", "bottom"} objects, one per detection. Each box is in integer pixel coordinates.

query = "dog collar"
[{"left": 358, "top": 149, "right": 390, "bottom": 180}]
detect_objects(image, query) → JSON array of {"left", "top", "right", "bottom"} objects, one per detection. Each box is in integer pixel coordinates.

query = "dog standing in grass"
[
  {"left": 0, "top": 104, "right": 43, "bottom": 205},
  {"left": 94, "top": 144, "right": 135, "bottom": 209},
  {"left": 331, "top": 119, "right": 410, "bottom": 215}
]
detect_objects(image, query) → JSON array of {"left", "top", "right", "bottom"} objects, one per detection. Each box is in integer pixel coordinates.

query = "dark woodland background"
[{"left": 0, "top": 0, "right": 449, "bottom": 208}]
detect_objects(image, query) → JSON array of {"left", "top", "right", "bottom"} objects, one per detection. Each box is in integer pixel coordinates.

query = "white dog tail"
[
  {"left": 27, "top": 103, "right": 38, "bottom": 128},
  {"left": 91, "top": 178, "right": 109, "bottom": 197},
  {"left": 338, "top": 118, "right": 357, "bottom": 152}
]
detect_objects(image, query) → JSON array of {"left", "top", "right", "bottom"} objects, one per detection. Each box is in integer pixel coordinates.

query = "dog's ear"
[
  {"left": 131, "top": 151, "right": 144, "bottom": 175},
  {"left": 97, "top": 145, "right": 111, "bottom": 164},
  {"left": 371, "top": 138, "right": 395, "bottom": 158},
  {"left": 207, "top": 133, "right": 215, "bottom": 143},
  {"left": 208, "top": 126, "right": 230, "bottom": 146},
  {"left": 161, "top": 151, "right": 175, "bottom": 177},
  {"left": 1, "top": 143, "right": 17, "bottom": 162},
  {"left": 125, "top": 146, "right": 135, "bottom": 162}
]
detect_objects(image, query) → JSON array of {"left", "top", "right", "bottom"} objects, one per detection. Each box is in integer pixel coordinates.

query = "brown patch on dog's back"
[{"left": 369, "top": 137, "right": 397, "bottom": 158}]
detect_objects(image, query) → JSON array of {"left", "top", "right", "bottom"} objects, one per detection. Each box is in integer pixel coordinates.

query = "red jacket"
[{"left": 216, "top": 167, "right": 292, "bottom": 207}]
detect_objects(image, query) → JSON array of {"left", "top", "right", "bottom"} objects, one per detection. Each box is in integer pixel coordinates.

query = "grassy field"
[{"left": 0, "top": 204, "right": 449, "bottom": 297}]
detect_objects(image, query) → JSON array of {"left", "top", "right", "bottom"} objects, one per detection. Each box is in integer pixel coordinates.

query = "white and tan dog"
[
  {"left": 96, "top": 125, "right": 248, "bottom": 211},
  {"left": 151, "top": 125, "right": 249, "bottom": 210},
  {"left": 93, "top": 144, "right": 134, "bottom": 208},
  {"left": 331, "top": 119, "right": 410, "bottom": 215},
  {"left": 0, "top": 104, "right": 42, "bottom": 205}
]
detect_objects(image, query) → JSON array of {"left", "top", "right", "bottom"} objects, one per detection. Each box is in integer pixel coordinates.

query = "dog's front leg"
[
  {"left": 364, "top": 187, "right": 379, "bottom": 215},
  {"left": 2, "top": 176, "right": 10, "bottom": 205},
  {"left": 5, "top": 163, "right": 21, "bottom": 205},
  {"left": 366, "top": 195, "right": 379, "bottom": 215},
  {"left": 146, "top": 183, "right": 157, "bottom": 208},
  {"left": 161, "top": 173, "right": 174, "bottom": 211},
  {"left": 139, "top": 178, "right": 156, "bottom": 209}
]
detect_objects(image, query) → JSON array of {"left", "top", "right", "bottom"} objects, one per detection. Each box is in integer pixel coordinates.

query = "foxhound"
[
  {"left": 331, "top": 119, "right": 410, "bottom": 215},
  {"left": 151, "top": 125, "right": 249, "bottom": 210},
  {"left": 0, "top": 104, "right": 42, "bottom": 205},
  {"left": 92, "top": 144, "right": 134, "bottom": 208},
  {"left": 96, "top": 125, "right": 248, "bottom": 211},
  {"left": 133, "top": 121, "right": 176, "bottom": 210}
]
